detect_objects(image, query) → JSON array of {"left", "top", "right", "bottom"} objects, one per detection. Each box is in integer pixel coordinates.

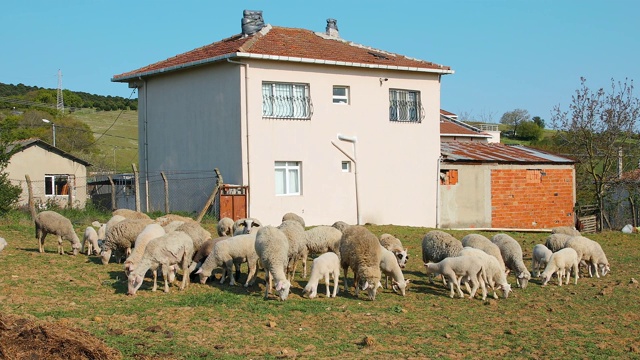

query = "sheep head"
[{"left": 275, "top": 279, "right": 291, "bottom": 301}]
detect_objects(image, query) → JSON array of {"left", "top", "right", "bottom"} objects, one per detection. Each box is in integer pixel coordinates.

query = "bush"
[{"left": 517, "top": 121, "right": 543, "bottom": 141}]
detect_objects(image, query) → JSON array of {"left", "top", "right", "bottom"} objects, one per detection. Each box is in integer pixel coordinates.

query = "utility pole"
[{"left": 56, "top": 69, "right": 64, "bottom": 114}]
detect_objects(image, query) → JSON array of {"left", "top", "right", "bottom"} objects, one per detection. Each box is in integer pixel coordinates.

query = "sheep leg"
[
  {"left": 331, "top": 270, "right": 339, "bottom": 297},
  {"left": 225, "top": 260, "right": 236, "bottom": 286},
  {"left": 57, "top": 236, "right": 64, "bottom": 255},
  {"left": 557, "top": 270, "right": 563, "bottom": 286},
  {"left": 468, "top": 276, "right": 479, "bottom": 299},
  {"left": 342, "top": 265, "right": 350, "bottom": 292},
  {"left": 152, "top": 269, "right": 158, "bottom": 292},
  {"left": 448, "top": 277, "right": 456, "bottom": 298},
  {"left": 180, "top": 258, "right": 189, "bottom": 291},
  {"left": 244, "top": 260, "right": 257, "bottom": 287},
  {"left": 162, "top": 266, "right": 170, "bottom": 293},
  {"left": 573, "top": 262, "right": 580, "bottom": 285},
  {"left": 323, "top": 272, "right": 331, "bottom": 298},
  {"left": 263, "top": 270, "right": 271, "bottom": 299},
  {"left": 354, "top": 271, "right": 360, "bottom": 297}
]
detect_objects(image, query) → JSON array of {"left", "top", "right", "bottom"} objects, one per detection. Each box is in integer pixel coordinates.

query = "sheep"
[
  {"left": 174, "top": 221, "right": 211, "bottom": 252},
  {"left": 92, "top": 221, "right": 107, "bottom": 240},
  {"left": 539, "top": 247, "right": 579, "bottom": 286},
  {"left": 379, "top": 246, "right": 410, "bottom": 296},
  {"left": 112, "top": 209, "right": 151, "bottom": 220},
  {"left": 531, "top": 244, "right": 553, "bottom": 277},
  {"left": 154, "top": 214, "right": 195, "bottom": 227},
  {"left": 216, "top": 217, "right": 234, "bottom": 237},
  {"left": 189, "top": 236, "right": 239, "bottom": 279},
  {"left": 544, "top": 233, "right": 573, "bottom": 252},
  {"left": 33, "top": 210, "right": 81, "bottom": 255},
  {"left": 124, "top": 223, "right": 166, "bottom": 277},
  {"left": 490, "top": 233, "right": 531, "bottom": 288},
  {"left": 282, "top": 212, "right": 305, "bottom": 228},
  {"left": 421, "top": 230, "right": 463, "bottom": 284},
  {"left": 339, "top": 225, "right": 382, "bottom": 301},
  {"left": 302, "top": 252, "right": 340, "bottom": 299},
  {"left": 379, "top": 233, "right": 409, "bottom": 269},
  {"left": 100, "top": 218, "right": 154, "bottom": 264},
  {"left": 254, "top": 226, "right": 291, "bottom": 301},
  {"left": 127, "top": 230, "right": 194, "bottom": 295},
  {"left": 424, "top": 256, "right": 487, "bottom": 299},
  {"left": 331, "top": 221, "right": 350, "bottom": 233},
  {"left": 458, "top": 247, "right": 511, "bottom": 300},
  {"left": 300, "top": 225, "right": 343, "bottom": 278},
  {"left": 162, "top": 220, "right": 185, "bottom": 233},
  {"left": 0, "top": 237, "right": 7, "bottom": 253},
  {"left": 195, "top": 233, "right": 259, "bottom": 287},
  {"left": 461, "top": 234, "right": 506, "bottom": 273},
  {"left": 233, "top": 218, "right": 262, "bottom": 235},
  {"left": 81, "top": 226, "right": 100, "bottom": 256},
  {"left": 564, "top": 236, "right": 610, "bottom": 278},
  {"left": 551, "top": 226, "right": 581, "bottom": 237},
  {"left": 277, "top": 220, "right": 307, "bottom": 281}
]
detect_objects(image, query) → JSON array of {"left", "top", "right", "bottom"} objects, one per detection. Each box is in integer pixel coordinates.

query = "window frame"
[
  {"left": 333, "top": 85, "right": 350, "bottom": 105},
  {"left": 275, "top": 161, "right": 301, "bottom": 196},
  {"left": 44, "top": 174, "right": 70, "bottom": 196},
  {"left": 262, "top": 82, "right": 312, "bottom": 119},
  {"left": 389, "top": 88, "right": 422, "bottom": 123},
  {"left": 341, "top": 161, "right": 351, "bottom": 173}
]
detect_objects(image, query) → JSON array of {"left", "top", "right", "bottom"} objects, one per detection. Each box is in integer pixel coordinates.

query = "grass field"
[{"left": 0, "top": 211, "right": 639, "bottom": 359}]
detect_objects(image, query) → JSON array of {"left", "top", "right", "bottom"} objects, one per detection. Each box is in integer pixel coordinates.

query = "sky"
[{"left": 2, "top": 0, "right": 639, "bottom": 123}]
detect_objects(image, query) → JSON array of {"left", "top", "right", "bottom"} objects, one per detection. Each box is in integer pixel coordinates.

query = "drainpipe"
[
  {"left": 139, "top": 77, "right": 150, "bottom": 212},
  {"left": 331, "top": 134, "right": 360, "bottom": 225},
  {"left": 227, "top": 58, "right": 251, "bottom": 217},
  {"left": 436, "top": 156, "right": 443, "bottom": 229}
]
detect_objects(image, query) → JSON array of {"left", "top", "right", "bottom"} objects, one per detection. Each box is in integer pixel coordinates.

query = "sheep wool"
[
  {"left": 459, "top": 247, "right": 511, "bottom": 300},
  {"left": 379, "top": 233, "right": 408, "bottom": 269},
  {"left": 461, "top": 234, "right": 506, "bottom": 273},
  {"left": 491, "top": 233, "right": 531, "bottom": 288},
  {"left": 551, "top": 226, "right": 581, "bottom": 237},
  {"left": 196, "top": 233, "right": 259, "bottom": 287},
  {"left": 277, "top": 220, "right": 307, "bottom": 281},
  {"left": 282, "top": 212, "right": 306, "bottom": 228},
  {"left": 302, "top": 251, "right": 340, "bottom": 299},
  {"left": 339, "top": 225, "right": 382, "bottom": 301},
  {"left": 81, "top": 226, "right": 100, "bottom": 256},
  {"left": 255, "top": 226, "right": 291, "bottom": 301},
  {"left": 531, "top": 244, "right": 553, "bottom": 277},
  {"left": 174, "top": 221, "right": 211, "bottom": 252},
  {"left": 101, "top": 218, "right": 154, "bottom": 265},
  {"left": 216, "top": 217, "right": 234, "bottom": 237},
  {"left": 34, "top": 210, "right": 81, "bottom": 255},
  {"left": 0, "top": 237, "right": 7, "bottom": 253},
  {"left": 300, "top": 225, "right": 343, "bottom": 277},
  {"left": 544, "top": 233, "right": 573, "bottom": 252},
  {"left": 112, "top": 209, "right": 151, "bottom": 220}
]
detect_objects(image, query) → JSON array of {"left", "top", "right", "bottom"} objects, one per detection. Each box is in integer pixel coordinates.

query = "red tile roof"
[
  {"left": 440, "top": 119, "right": 487, "bottom": 137},
  {"left": 440, "top": 109, "right": 456, "bottom": 116},
  {"left": 113, "top": 25, "right": 452, "bottom": 81},
  {"left": 441, "top": 142, "right": 575, "bottom": 164}
]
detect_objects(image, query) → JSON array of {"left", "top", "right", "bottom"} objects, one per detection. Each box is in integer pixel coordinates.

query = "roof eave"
[
  {"left": 111, "top": 53, "right": 240, "bottom": 82},
  {"left": 440, "top": 134, "right": 492, "bottom": 138}
]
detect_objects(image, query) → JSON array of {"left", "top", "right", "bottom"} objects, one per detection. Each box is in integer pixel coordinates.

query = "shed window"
[
  {"left": 45, "top": 175, "right": 69, "bottom": 196},
  {"left": 440, "top": 169, "right": 458, "bottom": 185},
  {"left": 527, "top": 169, "right": 543, "bottom": 183}
]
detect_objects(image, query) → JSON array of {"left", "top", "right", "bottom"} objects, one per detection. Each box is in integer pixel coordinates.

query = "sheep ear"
[
  {"left": 405, "top": 279, "right": 411, "bottom": 284},
  {"left": 275, "top": 281, "right": 282, "bottom": 291},
  {"left": 392, "top": 279, "right": 398, "bottom": 285},
  {"left": 126, "top": 264, "right": 134, "bottom": 272},
  {"left": 361, "top": 281, "right": 369, "bottom": 290},
  {"left": 195, "top": 268, "right": 203, "bottom": 274},
  {"left": 518, "top": 273, "right": 525, "bottom": 279}
]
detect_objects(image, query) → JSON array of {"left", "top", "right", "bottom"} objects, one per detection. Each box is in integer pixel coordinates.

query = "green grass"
[{"left": 1, "top": 211, "right": 639, "bottom": 359}]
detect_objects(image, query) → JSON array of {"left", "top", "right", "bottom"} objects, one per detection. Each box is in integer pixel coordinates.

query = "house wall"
[
  {"left": 7, "top": 146, "right": 88, "bottom": 208},
  {"left": 439, "top": 163, "right": 492, "bottom": 228}
]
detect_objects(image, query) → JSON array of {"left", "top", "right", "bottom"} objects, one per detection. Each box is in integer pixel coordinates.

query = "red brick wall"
[{"left": 491, "top": 168, "right": 574, "bottom": 229}]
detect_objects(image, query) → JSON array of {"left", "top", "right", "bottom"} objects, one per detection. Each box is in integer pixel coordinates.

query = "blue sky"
[{"left": 2, "top": 0, "right": 638, "bottom": 123}]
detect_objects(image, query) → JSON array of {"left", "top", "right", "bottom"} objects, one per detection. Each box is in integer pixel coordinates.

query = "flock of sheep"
[{"left": 24, "top": 208, "right": 610, "bottom": 302}]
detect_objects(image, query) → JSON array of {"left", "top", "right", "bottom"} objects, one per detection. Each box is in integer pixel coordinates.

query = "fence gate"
[{"left": 219, "top": 185, "right": 248, "bottom": 221}]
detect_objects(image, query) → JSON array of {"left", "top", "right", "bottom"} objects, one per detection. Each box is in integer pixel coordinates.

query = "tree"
[
  {"left": 500, "top": 109, "right": 531, "bottom": 136},
  {"left": 0, "top": 121, "right": 23, "bottom": 214},
  {"left": 517, "top": 120, "right": 543, "bottom": 141},
  {"left": 532, "top": 116, "right": 545, "bottom": 129},
  {"left": 551, "top": 77, "right": 640, "bottom": 230}
]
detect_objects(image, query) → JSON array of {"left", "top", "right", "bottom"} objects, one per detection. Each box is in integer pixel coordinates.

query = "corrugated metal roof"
[
  {"left": 441, "top": 142, "right": 575, "bottom": 164},
  {"left": 440, "top": 116, "right": 490, "bottom": 138},
  {"left": 7, "top": 138, "right": 92, "bottom": 166}
]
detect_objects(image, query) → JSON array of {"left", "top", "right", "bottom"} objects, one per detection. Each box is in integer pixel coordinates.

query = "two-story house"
[{"left": 112, "top": 11, "right": 453, "bottom": 227}]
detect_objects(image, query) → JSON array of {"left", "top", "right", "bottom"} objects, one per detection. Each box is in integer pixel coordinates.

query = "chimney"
[
  {"left": 326, "top": 18, "right": 339, "bottom": 38},
  {"left": 241, "top": 9, "right": 265, "bottom": 36}
]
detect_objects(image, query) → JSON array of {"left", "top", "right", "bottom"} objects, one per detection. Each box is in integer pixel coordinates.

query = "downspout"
[
  {"left": 331, "top": 134, "right": 360, "bottom": 225},
  {"left": 139, "top": 76, "right": 150, "bottom": 212},
  {"left": 436, "top": 156, "right": 442, "bottom": 229},
  {"left": 226, "top": 58, "right": 251, "bottom": 217}
]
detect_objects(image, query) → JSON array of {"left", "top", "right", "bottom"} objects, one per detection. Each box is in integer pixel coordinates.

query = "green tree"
[
  {"left": 0, "top": 123, "right": 23, "bottom": 214},
  {"left": 500, "top": 108, "right": 531, "bottom": 136},
  {"left": 532, "top": 116, "right": 545, "bottom": 129},
  {"left": 517, "top": 120, "right": 543, "bottom": 141}
]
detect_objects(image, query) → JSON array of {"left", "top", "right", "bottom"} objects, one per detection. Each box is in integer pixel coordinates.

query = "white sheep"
[
  {"left": 124, "top": 223, "right": 166, "bottom": 277},
  {"left": 195, "top": 233, "right": 259, "bottom": 287},
  {"left": 232, "top": 218, "right": 262, "bottom": 235},
  {"left": 531, "top": 244, "right": 553, "bottom": 277},
  {"left": 277, "top": 220, "right": 307, "bottom": 281},
  {"left": 339, "top": 225, "right": 382, "bottom": 301},
  {"left": 539, "top": 247, "right": 579, "bottom": 286},
  {"left": 255, "top": 226, "right": 291, "bottom": 301},
  {"left": 0, "top": 237, "right": 7, "bottom": 254},
  {"left": 216, "top": 217, "right": 234, "bottom": 237},
  {"left": 33, "top": 210, "right": 81, "bottom": 255},
  {"left": 162, "top": 220, "right": 185, "bottom": 233},
  {"left": 100, "top": 218, "right": 154, "bottom": 264},
  {"left": 458, "top": 247, "right": 511, "bottom": 300},
  {"left": 189, "top": 236, "right": 232, "bottom": 276},
  {"left": 300, "top": 225, "right": 343, "bottom": 278},
  {"left": 81, "top": 226, "right": 100, "bottom": 256},
  {"left": 112, "top": 209, "right": 151, "bottom": 220},
  {"left": 379, "top": 233, "right": 409, "bottom": 269},
  {"left": 490, "top": 233, "right": 531, "bottom": 288},
  {"left": 424, "top": 256, "right": 487, "bottom": 299},
  {"left": 282, "top": 212, "right": 305, "bottom": 228},
  {"left": 379, "top": 246, "right": 410, "bottom": 296},
  {"left": 551, "top": 226, "right": 581, "bottom": 237},
  {"left": 154, "top": 214, "right": 195, "bottom": 227},
  {"left": 544, "top": 233, "right": 573, "bottom": 252},
  {"left": 302, "top": 252, "right": 340, "bottom": 299},
  {"left": 127, "top": 230, "right": 194, "bottom": 295},
  {"left": 92, "top": 221, "right": 107, "bottom": 240},
  {"left": 421, "top": 230, "right": 463, "bottom": 285},
  {"left": 564, "top": 236, "right": 610, "bottom": 278},
  {"left": 461, "top": 234, "right": 506, "bottom": 273},
  {"left": 174, "top": 221, "right": 211, "bottom": 252}
]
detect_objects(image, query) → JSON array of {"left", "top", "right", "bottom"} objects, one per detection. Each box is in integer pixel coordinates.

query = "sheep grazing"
[
  {"left": 302, "top": 252, "right": 340, "bottom": 299},
  {"left": 539, "top": 247, "right": 580, "bottom": 286},
  {"left": 255, "top": 226, "right": 291, "bottom": 301},
  {"left": 459, "top": 247, "right": 511, "bottom": 300},
  {"left": 101, "top": 218, "right": 154, "bottom": 264},
  {"left": 421, "top": 230, "right": 463, "bottom": 284},
  {"left": 379, "top": 233, "right": 408, "bottom": 269},
  {"left": 490, "top": 233, "right": 531, "bottom": 288},
  {"left": 127, "top": 230, "right": 195, "bottom": 295},
  {"left": 331, "top": 221, "right": 350, "bottom": 233},
  {"left": 0, "top": 237, "right": 7, "bottom": 254},
  {"left": 34, "top": 210, "right": 81, "bottom": 255},
  {"left": 531, "top": 244, "right": 553, "bottom": 277},
  {"left": 424, "top": 256, "right": 487, "bottom": 299},
  {"left": 195, "top": 233, "right": 259, "bottom": 287},
  {"left": 233, "top": 218, "right": 262, "bottom": 236},
  {"left": 461, "top": 234, "right": 506, "bottom": 273},
  {"left": 564, "top": 236, "right": 610, "bottom": 278},
  {"left": 81, "top": 226, "right": 100, "bottom": 256},
  {"left": 277, "top": 220, "right": 307, "bottom": 281},
  {"left": 124, "top": 223, "right": 166, "bottom": 277},
  {"left": 112, "top": 209, "right": 151, "bottom": 220},
  {"left": 300, "top": 225, "right": 343, "bottom": 278},
  {"left": 282, "top": 212, "right": 306, "bottom": 228},
  {"left": 551, "top": 226, "right": 581, "bottom": 237},
  {"left": 216, "top": 217, "right": 234, "bottom": 237},
  {"left": 174, "top": 221, "right": 211, "bottom": 252},
  {"left": 189, "top": 236, "right": 238, "bottom": 278},
  {"left": 379, "top": 246, "right": 410, "bottom": 296},
  {"left": 339, "top": 225, "right": 382, "bottom": 301},
  {"left": 544, "top": 233, "right": 573, "bottom": 252}
]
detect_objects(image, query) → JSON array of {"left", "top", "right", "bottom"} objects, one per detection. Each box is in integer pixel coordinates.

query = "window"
[
  {"left": 262, "top": 82, "right": 312, "bottom": 119},
  {"left": 275, "top": 161, "right": 301, "bottom": 195},
  {"left": 341, "top": 161, "right": 351, "bottom": 172},
  {"left": 526, "top": 169, "right": 543, "bottom": 183},
  {"left": 440, "top": 169, "right": 458, "bottom": 185},
  {"left": 45, "top": 175, "right": 69, "bottom": 196},
  {"left": 389, "top": 89, "right": 422, "bottom": 122},
  {"left": 333, "top": 86, "right": 349, "bottom": 104}
]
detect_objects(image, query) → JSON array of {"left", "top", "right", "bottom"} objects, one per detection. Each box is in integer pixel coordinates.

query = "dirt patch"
[{"left": 0, "top": 312, "right": 121, "bottom": 360}]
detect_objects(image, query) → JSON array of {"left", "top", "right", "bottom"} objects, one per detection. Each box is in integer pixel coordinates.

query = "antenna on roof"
[{"left": 56, "top": 69, "right": 64, "bottom": 114}]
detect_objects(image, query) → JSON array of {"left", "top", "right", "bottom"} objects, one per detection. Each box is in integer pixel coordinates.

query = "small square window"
[
  {"left": 333, "top": 86, "right": 349, "bottom": 104},
  {"left": 440, "top": 169, "right": 458, "bottom": 185},
  {"left": 341, "top": 161, "right": 351, "bottom": 172}
]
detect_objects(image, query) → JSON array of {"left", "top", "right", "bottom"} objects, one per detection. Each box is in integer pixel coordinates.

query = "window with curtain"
[
  {"left": 275, "top": 161, "right": 301, "bottom": 195},
  {"left": 262, "top": 82, "right": 312, "bottom": 119},
  {"left": 389, "top": 89, "right": 422, "bottom": 122},
  {"left": 44, "top": 174, "right": 69, "bottom": 196}
]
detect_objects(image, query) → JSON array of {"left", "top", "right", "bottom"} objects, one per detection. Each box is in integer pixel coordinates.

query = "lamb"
[
  {"left": 81, "top": 226, "right": 100, "bottom": 255},
  {"left": 531, "top": 244, "right": 553, "bottom": 277},
  {"left": 195, "top": 233, "right": 259, "bottom": 287},
  {"left": 112, "top": 209, "right": 151, "bottom": 220},
  {"left": 421, "top": 230, "right": 463, "bottom": 284},
  {"left": 339, "top": 225, "right": 382, "bottom": 301},
  {"left": 0, "top": 237, "right": 7, "bottom": 254},
  {"left": 277, "top": 220, "right": 307, "bottom": 281},
  {"left": 544, "top": 233, "right": 573, "bottom": 252},
  {"left": 424, "top": 256, "right": 487, "bottom": 299},
  {"left": 124, "top": 223, "right": 166, "bottom": 277},
  {"left": 331, "top": 221, "right": 350, "bottom": 233},
  {"left": 216, "top": 217, "right": 234, "bottom": 237},
  {"left": 33, "top": 210, "right": 81, "bottom": 255},
  {"left": 539, "top": 247, "right": 580, "bottom": 286},
  {"left": 127, "top": 230, "right": 194, "bottom": 295},
  {"left": 300, "top": 225, "right": 343, "bottom": 278},
  {"left": 458, "top": 247, "right": 511, "bottom": 300},
  {"left": 379, "top": 233, "right": 409, "bottom": 269},
  {"left": 564, "top": 236, "right": 610, "bottom": 278},
  {"left": 490, "top": 233, "right": 531, "bottom": 288},
  {"left": 461, "top": 234, "right": 506, "bottom": 273},
  {"left": 282, "top": 212, "right": 305, "bottom": 228},
  {"left": 302, "top": 252, "right": 340, "bottom": 299},
  {"left": 379, "top": 246, "right": 410, "bottom": 296},
  {"left": 551, "top": 226, "right": 581, "bottom": 237},
  {"left": 254, "top": 226, "right": 291, "bottom": 301},
  {"left": 233, "top": 218, "right": 262, "bottom": 235},
  {"left": 92, "top": 221, "right": 107, "bottom": 240},
  {"left": 100, "top": 218, "right": 154, "bottom": 264}
]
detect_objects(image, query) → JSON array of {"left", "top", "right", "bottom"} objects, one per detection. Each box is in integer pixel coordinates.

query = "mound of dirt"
[{"left": 0, "top": 313, "right": 121, "bottom": 360}]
